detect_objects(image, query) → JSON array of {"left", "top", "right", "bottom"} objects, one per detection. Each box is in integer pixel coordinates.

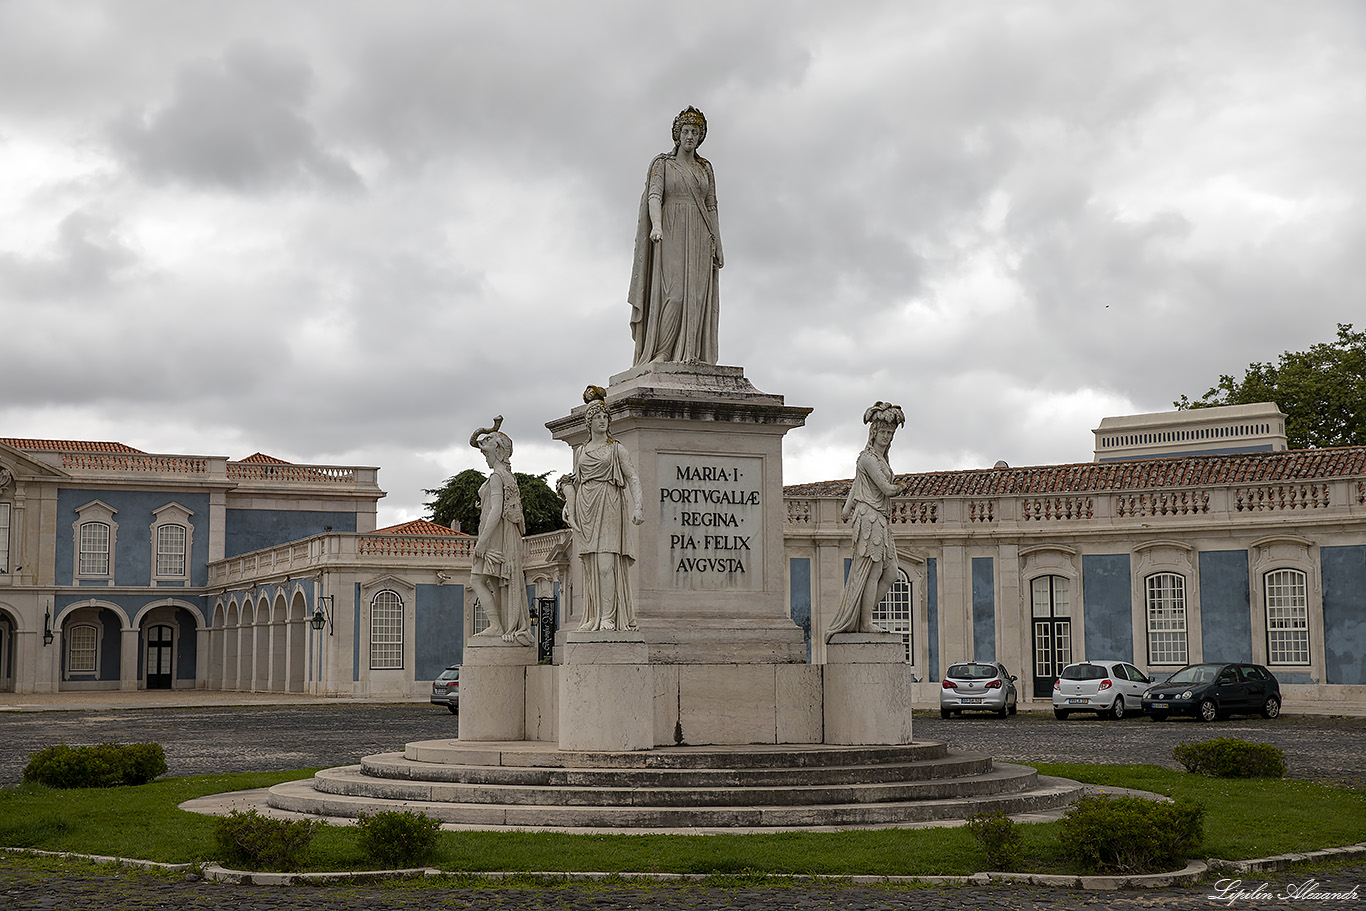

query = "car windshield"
[
  {"left": 1165, "top": 665, "right": 1219, "bottom": 685},
  {"left": 1061, "top": 664, "right": 1108, "bottom": 681},
  {"left": 948, "top": 664, "right": 998, "bottom": 680}
]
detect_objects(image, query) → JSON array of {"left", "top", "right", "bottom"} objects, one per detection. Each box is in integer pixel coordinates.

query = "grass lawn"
[{"left": 2, "top": 764, "right": 1363, "bottom": 877}]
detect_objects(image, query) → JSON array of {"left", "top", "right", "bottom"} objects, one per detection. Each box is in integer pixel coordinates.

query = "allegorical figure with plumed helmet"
[
  {"left": 558, "top": 386, "right": 646, "bottom": 632},
  {"left": 468, "top": 416, "right": 532, "bottom": 644},
  {"left": 628, "top": 105, "right": 724, "bottom": 366},
  {"left": 826, "top": 402, "right": 912, "bottom": 639}
]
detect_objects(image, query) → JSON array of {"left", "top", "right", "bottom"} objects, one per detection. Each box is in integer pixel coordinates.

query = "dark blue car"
[{"left": 1141, "top": 662, "right": 1281, "bottom": 722}]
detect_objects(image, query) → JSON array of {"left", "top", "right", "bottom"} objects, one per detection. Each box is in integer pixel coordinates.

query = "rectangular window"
[
  {"left": 156, "top": 524, "right": 187, "bottom": 577},
  {"left": 79, "top": 522, "right": 110, "bottom": 576},
  {"left": 1265, "top": 569, "right": 1310, "bottom": 665},
  {"left": 69, "top": 625, "right": 97, "bottom": 673},
  {"left": 1146, "top": 573, "right": 1188, "bottom": 665},
  {"left": 369, "top": 591, "right": 404, "bottom": 670},
  {"left": 0, "top": 502, "right": 10, "bottom": 573},
  {"left": 872, "top": 575, "right": 913, "bottom": 663}
]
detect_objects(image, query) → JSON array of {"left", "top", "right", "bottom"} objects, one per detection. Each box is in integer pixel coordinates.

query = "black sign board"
[{"left": 536, "top": 596, "right": 558, "bottom": 663}]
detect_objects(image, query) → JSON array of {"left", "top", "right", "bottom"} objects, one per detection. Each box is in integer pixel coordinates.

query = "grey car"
[
  {"left": 430, "top": 665, "right": 459, "bottom": 713},
  {"left": 1052, "top": 660, "right": 1151, "bottom": 720},
  {"left": 940, "top": 661, "right": 1018, "bottom": 718}
]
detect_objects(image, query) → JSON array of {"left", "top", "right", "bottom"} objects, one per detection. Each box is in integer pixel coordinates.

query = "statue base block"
[
  {"left": 822, "top": 633, "right": 914, "bottom": 745},
  {"left": 458, "top": 640, "right": 537, "bottom": 742},
  {"left": 559, "top": 633, "right": 652, "bottom": 751}
]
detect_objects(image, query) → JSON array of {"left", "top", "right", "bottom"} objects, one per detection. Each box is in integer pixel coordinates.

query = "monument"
[{"left": 457, "top": 105, "right": 913, "bottom": 750}]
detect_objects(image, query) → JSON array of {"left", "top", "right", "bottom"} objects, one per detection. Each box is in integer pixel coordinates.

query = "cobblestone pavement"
[
  {"left": 2, "top": 704, "right": 1363, "bottom": 909},
  {"left": 2, "top": 854, "right": 1363, "bottom": 910}
]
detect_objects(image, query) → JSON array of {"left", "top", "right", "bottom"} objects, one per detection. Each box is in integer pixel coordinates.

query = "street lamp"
[
  {"left": 42, "top": 606, "right": 54, "bottom": 647},
  {"left": 310, "top": 595, "right": 333, "bottom": 635}
]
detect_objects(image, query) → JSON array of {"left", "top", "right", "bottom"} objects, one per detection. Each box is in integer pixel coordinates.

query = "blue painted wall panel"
[
  {"left": 1199, "top": 550, "right": 1252, "bottom": 662},
  {"left": 1081, "top": 554, "right": 1133, "bottom": 661},
  {"left": 789, "top": 558, "right": 812, "bottom": 663},
  {"left": 175, "top": 607, "right": 198, "bottom": 679},
  {"left": 55, "top": 489, "right": 213, "bottom": 585},
  {"left": 1322, "top": 545, "right": 1366, "bottom": 685},
  {"left": 415, "top": 584, "right": 464, "bottom": 680},
  {"left": 225, "top": 509, "right": 357, "bottom": 558},
  {"left": 971, "top": 557, "right": 995, "bottom": 662},
  {"left": 927, "top": 558, "right": 939, "bottom": 681}
]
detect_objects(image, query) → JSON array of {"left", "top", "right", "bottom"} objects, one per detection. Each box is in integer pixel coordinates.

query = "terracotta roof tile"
[
  {"left": 784, "top": 447, "right": 1366, "bottom": 498},
  {"left": 372, "top": 519, "right": 469, "bottom": 536},
  {"left": 239, "top": 452, "right": 292, "bottom": 464},
  {"left": 0, "top": 438, "right": 145, "bottom": 454}
]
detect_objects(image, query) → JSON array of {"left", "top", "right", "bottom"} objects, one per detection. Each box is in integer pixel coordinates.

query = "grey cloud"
[
  {"left": 106, "top": 42, "right": 361, "bottom": 192},
  {"left": 0, "top": 211, "right": 140, "bottom": 300}
]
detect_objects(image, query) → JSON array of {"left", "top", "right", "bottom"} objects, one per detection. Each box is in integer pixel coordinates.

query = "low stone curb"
[{"left": 8, "top": 842, "right": 1366, "bottom": 890}]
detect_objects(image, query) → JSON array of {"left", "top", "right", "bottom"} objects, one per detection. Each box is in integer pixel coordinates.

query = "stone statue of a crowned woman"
[
  {"left": 628, "top": 105, "right": 724, "bottom": 367},
  {"left": 826, "top": 402, "right": 912, "bottom": 640}
]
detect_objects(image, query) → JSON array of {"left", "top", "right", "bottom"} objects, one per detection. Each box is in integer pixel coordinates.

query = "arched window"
[
  {"left": 79, "top": 522, "right": 110, "bottom": 576},
  {"left": 68, "top": 624, "right": 98, "bottom": 673},
  {"left": 1145, "top": 572, "right": 1187, "bottom": 665},
  {"left": 369, "top": 590, "right": 404, "bottom": 670},
  {"left": 1264, "top": 569, "right": 1309, "bottom": 665},
  {"left": 873, "top": 571, "right": 912, "bottom": 663}
]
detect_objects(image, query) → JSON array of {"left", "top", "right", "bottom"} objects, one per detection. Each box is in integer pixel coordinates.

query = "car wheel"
[
  {"left": 1108, "top": 696, "right": 1126, "bottom": 720},
  {"left": 447, "top": 704, "right": 458, "bottom": 715},
  {"left": 1008, "top": 702, "right": 1017, "bottom": 716},
  {"left": 997, "top": 704, "right": 1008, "bottom": 718},
  {"left": 940, "top": 708, "right": 951, "bottom": 719},
  {"left": 1198, "top": 699, "right": 1219, "bottom": 722},
  {"left": 1053, "top": 709, "right": 1069, "bottom": 720},
  {"left": 1261, "top": 696, "right": 1281, "bottom": 719},
  {"left": 1149, "top": 712, "right": 1168, "bottom": 722}
]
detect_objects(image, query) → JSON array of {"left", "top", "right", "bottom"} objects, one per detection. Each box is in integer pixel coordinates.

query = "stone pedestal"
[
  {"left": 458, "top": 639, "right": 537, "bottom": 741},
  {"left": 547, "top": 364, "right": 811, "bottom": 666},
  {"left": 558, "top": 632, "right": 652, "bottom": 751},
  {"left": 823, "top": 633, "right": 914, "bottom": 745}
]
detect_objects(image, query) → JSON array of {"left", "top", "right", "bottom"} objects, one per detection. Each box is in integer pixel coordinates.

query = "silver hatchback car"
[
  {"left": 940, "top": 661, "right": 1018, "bottom": 718},
  {"left": 1052, "top": 660, "right": 1151, "bottom": 720}
]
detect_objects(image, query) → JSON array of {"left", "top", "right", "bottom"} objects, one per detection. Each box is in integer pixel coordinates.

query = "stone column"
[
  {"left": 558, "top": 632, "right": 652, "bottom": 751},
  {"left": 119, "top": 626, "right": 140, "bottom": 691}
]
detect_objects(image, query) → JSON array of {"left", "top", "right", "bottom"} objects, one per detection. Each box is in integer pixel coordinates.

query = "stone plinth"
[
  {"left": 458, "top": 639, "right": 537, "bottom": 741},
  {"left": 822, "top": 633, "right": 914, "bottom": 745},
  {"left": 558, "top": 632, "right": 652, "bottom": 751},
  {"left": 546, "top": 364, "right": 811, "bottom": 666}
]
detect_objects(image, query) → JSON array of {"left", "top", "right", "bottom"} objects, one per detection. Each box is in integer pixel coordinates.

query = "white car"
[{"left": 1052, "top": 660, "right": 1151, "bottom": 720}]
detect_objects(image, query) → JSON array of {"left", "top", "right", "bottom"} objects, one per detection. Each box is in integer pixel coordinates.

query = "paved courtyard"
[{"left": 2, "top": 700, "right": 1363, "bottom": 909}]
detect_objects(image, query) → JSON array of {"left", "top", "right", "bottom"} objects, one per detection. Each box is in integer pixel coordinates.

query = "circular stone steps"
[{"left": 267, "top": 739, "right": 1085, "bottom": 831}]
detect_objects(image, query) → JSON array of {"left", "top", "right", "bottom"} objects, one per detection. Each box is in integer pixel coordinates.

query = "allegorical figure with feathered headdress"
[
  {"left": 826, "top": 402, "right": 912, "bottom": 640},
  {"left": 557, "top": 386, "right": 645, "bottom": 632},
  {"left": 468, "top": 416, "right": 532, "bottom": 644},
  {"left": 628, "top": 105, "right": 724, "bottom": 367}
]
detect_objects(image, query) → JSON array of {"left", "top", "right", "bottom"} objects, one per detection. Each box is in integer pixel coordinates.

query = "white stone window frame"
[
  {"left": 362, "top": 575, "right": 414, "bottom": 672},
  {"left": 1249, "top": 535, "right": 1320, "bottom": 672},
  {"left": 72, "top": 500, "right": 119, "bottom": 585},
  {"left": 883, "top": 550, "right": 927, "bottom": 668},
  {"left": 1132, "top": 541, "right": 1200, "bottom": 668},
  {"left": 1020, "top": 545, "right": 1081, "bottom": 683},
  {"left": 67, "top": 623, "right": 100, "bottom": 674},
  {"left": 150, "top": 503, "right": 195, "bottom": 583}
]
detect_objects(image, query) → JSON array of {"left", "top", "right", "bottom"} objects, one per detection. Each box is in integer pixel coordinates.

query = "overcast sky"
[{"left": 2, "top": 1, "right": 1362, "bottom": 527}]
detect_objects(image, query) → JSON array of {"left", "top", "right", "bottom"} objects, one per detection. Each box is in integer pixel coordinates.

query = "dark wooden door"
[{"left": 146, "top": 624, "right": 173, "bottom": 690}]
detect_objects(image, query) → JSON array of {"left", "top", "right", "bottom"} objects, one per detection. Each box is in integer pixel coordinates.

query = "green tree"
[
  {"left": 1175, "top": 323, "right": 1366, "bottom": 450},
  {"left": 423, "top": 470, "right": 567, "bottom": 536}
]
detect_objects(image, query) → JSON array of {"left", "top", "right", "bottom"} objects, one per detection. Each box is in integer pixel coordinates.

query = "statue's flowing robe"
[
  {"left": 629, "top": 152, "right": 721, "bottom": 366},
  {"left": 571, "top": 440, "right": 638, "bottom": 631},
  {"left": 826, "top": 448, "right": 901, "bottom": 640},
  {"left": 472, "top": 469, "right": 530, "bottom": 639}
]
